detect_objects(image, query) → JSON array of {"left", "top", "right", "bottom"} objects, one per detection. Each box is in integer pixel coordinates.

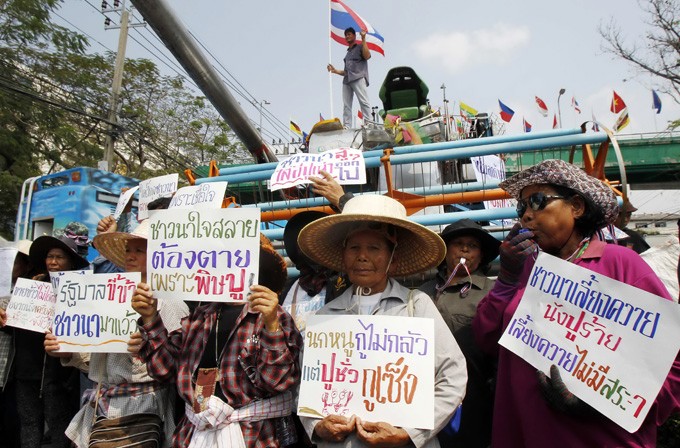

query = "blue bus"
[{"left": 15, "top": 167, "right": 139, "bottom": 261}]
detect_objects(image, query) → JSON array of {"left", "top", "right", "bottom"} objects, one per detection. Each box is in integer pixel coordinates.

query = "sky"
[{"left": 55, "top": 0, "right": 680, "bottom": 144}]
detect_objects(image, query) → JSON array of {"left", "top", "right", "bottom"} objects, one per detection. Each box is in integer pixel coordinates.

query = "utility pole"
[{"left": 99, "top": 0, "right": 145, "bottom": 172}]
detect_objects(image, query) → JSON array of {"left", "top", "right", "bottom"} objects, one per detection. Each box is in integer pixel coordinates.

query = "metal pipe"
[
  {"left": 130, "top": 0, "right": 273, "bottom": 163},
  {"left": 199, "top": 132, "right": 609, "bottom": 184},
  {"left": 262, "top": 206, "right": 519, "bottom": 240},
  {"left": 241, "top": 180, "right": 501, "bottom": 211},
  {"left": 216, "top": 127, "right": 585, "bottom": 176}
]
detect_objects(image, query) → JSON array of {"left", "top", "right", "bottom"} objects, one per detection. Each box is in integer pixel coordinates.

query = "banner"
[
  {"left": 269, "top": 148, "right": 366, "bottom": 191},
  {"left": 168, "top": 182, "right": 228, "bottom": 210},
  {"left": 52, "top": 271, "right": 141, "bottom": 353},
  {"left": 113, "top": 186, "right": 139, "bottom": 220},
  {"left": 499, "top": 253, "right": 680, "bottom": 432},
  {"left": 5, "top": 278, "right": 56, "bottom": 333},
  {"left": 147, "top": 208, "right": 260, "bottom": 302},
  {"left": 137, "top": 173, "right": 178, "bottom": 219},
  {"left": 470, "top": 154, "right": 515, "bottom": 225},
  {"left": 298, "top": 314, "right": 435, "bottom": 429},
  {"left": 0, "top": 247, "right": 17, "bottom": 297}
]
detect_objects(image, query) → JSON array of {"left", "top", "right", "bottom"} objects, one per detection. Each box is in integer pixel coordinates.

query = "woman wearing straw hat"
[
  {"left": 473, "top": 159, "right": 680, "bottom": 447},
  {"left": 297, "top": 194, "right": 467, "bottom": 448},
  {"left": 130, "top": 234, "right": 303, "bottom": 448},
  {"left": 43, "top": 220, "right": 189, "bottom": 447},
  {"left": 419, "top": 219, "right": 500, "bottom": 448}
]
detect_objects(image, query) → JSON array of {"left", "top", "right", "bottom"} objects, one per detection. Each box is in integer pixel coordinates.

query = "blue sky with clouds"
[{"left": 57, "top": 0, "right": 679, "bottom": 140}]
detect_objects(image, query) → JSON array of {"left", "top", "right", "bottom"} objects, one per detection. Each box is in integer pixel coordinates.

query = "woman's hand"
[
  {"left": 0, "top": 308, "right": 6, "bottom": 327},
  {"left": 44, "top": 331, "right": 70, "bottom": 359},
  {"left": 127, "top": 330, "right": 143, "bottom": 354},
  {"left": 497, "top": 223, "right": 538, "bottom": 285},
  {"left": 248, "top": 284, "right": 280, "bottom": 332},
  {"left": 309, "top": 170, "right": 346, "bottom": 208},
  {"left": 314, "top": 415, "right": 357, "bottom": 443},
  {"left": 356, "top": 418, "right": 410, "bottom": 447},
  {"left": 131, "top": 282, "right": 158, "bottom": 325}
]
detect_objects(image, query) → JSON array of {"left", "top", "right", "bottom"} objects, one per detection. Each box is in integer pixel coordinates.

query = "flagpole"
[{"left": 328, "top": 0, "right": 334, "bottom": 119}]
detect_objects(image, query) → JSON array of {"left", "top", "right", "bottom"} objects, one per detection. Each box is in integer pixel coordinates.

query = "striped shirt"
[{"left": 138, "top": 302, "right": 302, "bottom": 448}]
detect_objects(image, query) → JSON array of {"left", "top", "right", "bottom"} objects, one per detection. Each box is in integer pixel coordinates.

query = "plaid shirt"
[{"left": 139, "top": 302, "right": 302, "bottom": 448}]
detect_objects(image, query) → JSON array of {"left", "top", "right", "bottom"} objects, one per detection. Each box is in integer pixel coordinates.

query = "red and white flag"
[
  {"left": 610, "top": 91, "right": 626, "bottom": 114},
  {"left": 535, "top": 96, "right": 548, "bottom": 117},
  {"left": 552, "top": 114, "right": 558, "bottom": 129}
]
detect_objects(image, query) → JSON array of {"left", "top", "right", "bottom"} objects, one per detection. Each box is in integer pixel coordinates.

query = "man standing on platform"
[{"left": 327, "top": 27, "right": 372, "bottom": 128}]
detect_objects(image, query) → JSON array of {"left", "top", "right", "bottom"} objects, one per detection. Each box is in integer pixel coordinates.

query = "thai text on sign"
[
  {"left": 147, "top": 208, "right": 260, "bottom": 302},
  {"left": 137, "top": 173, "right": 178, "bottom": 219},
  {"left": 499, "top": 252, "right": 680, "bottom": 432},
  {"left": 169, "top": 182, "right": 228, "bottom": 210},
  {"left": 298, "top": 314, "right": 435, "bottom": 430},
  {"left": 52, "top": 271, "right": 141, "bottom": 353},
  {"left": 270, "top": 148, "right": 366, "bottom": 191},
  {"left": 5, "top": 278, "right": 56, "bottom": 333}
]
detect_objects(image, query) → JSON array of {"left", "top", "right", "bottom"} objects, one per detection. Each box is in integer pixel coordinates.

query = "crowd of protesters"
[{"left": 0, "top": 159, "right": 679, "bottom": 448}]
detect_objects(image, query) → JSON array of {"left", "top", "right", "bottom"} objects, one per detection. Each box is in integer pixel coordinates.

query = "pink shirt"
[{"left": 473, "top": 240, "right": 680, "bottom": 447}]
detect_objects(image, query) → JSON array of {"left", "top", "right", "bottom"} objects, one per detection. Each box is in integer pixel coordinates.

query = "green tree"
[{"left": 600, "top": 0, "right": 680, "bottom": 128}]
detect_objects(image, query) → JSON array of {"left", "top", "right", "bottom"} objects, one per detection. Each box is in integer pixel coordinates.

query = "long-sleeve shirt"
[
  {"left": 301, "top": 279, "right": 467, "bottom": 448},
  {"left": 473, "top": 239, "right": 680, "bottom": 447},
  {"left": 138, "top": 302, "right": 303, "bottom": 448}
]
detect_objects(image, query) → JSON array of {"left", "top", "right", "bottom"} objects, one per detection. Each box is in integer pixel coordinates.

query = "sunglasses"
[{"left": 516, "top": 192, "right": 566, "bottom": 217}]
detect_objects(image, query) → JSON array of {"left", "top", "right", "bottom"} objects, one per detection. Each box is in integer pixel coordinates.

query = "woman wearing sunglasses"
[{"left": 472, "top": 159, "right": 680, "bottom": 447}]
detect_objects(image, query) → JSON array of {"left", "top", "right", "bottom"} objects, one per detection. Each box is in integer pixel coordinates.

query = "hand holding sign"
[
  {"left": 127, "top": 331, "right": 143, "bottom": 354},
  {"left": 309, "top": 170, "right": 346, "bottom": 208},
  {"left": 356, "top": 418, "right": 410, "bottom": 446},
  {"left": 314, "top": 415, "right": 356, "bottom": 443},
  {"left": 44, "top": 331, "right": 70, "bottom": 359},
  {"left": 0, "top": 308, "right": 6, "bottom": 327},
  {"left": 247, "top": 284, "right": 279, "bottom": 332},
  {"left": 132, "top": 282, "right": 158, "bottom": 326}
]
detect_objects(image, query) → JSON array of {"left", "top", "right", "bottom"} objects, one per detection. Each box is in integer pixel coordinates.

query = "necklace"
[{"left": 565, "top": 237, "right": 590, "bottom": 262}]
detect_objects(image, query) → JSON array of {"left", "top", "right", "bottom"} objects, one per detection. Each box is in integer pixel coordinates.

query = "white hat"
[{"left": 298, "top": 195, "right": 446, "bottom": 277}]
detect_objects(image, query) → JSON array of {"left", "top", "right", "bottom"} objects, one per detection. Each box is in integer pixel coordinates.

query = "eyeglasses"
[{"left": 516, "top": 192, "right": 566, "bottom": 217}]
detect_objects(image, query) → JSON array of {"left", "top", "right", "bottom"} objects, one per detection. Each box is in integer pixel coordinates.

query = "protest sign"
[
  {"left": 5, "top": 278, "right": 56, "bottom": 333},
  {"left": 137, "top": 173, "right": 178, "bottom": 219},
  {"left": 113, "top": 186, "right": 139, "bottom": 220},
  {"left": 52, "top": 271, "right": 141, "bottom": 353},
  {"left": 168, "top": 182, "right": 228, "bottom": 210},
  {"left": 147, "top": 208, "right": 260, "bottom": 302},
  {"left": 499, "top": 252, "right": 680, "bottom": 432},
  {"left": 298, "top": 314, "right": 435, "bottom": 430},
  {"left": 0, "top": 247, "right": 17, "bottom": 297},
  {"left": 470, "top": 155, "right": 515, "bottom": 225},
  {"left": 270, "top": 148, "right": 366, "bottom": 191}
]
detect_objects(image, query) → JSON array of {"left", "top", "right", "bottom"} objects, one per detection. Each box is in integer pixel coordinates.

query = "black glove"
[
  {"left": 537, "top": 365, "right": 598, "bottom": 417},
  {"left": 497, "top": 223, "right": 538, "bottom": 285}
]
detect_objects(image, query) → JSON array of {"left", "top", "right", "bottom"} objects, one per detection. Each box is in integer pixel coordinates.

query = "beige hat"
[
  {"left": 298, "top": 195, "right": 446, "bottom": 277},
  {"left": 92, "top": 220, "right": 149, "bottom": 268},
  {"left": 16, "top": 240, "right": 32, "bottom": 257}
]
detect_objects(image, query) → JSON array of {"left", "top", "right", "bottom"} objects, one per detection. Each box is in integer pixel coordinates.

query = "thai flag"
[
  {"left": 330, "top": 0, "right": 385, "bottom": 56},
  {"left": 498, "top": 99, "right": 515, "bottom": 122},
  {"left": 535, "top": 96, "right": 548, "bottom": 117},
  {"left": 523, "top": 117, "right": 532, "bottom": 133},
  {"left": 553, "top": 113, "right": 558, "bottom": 129},
  {"left": 571, "top": 96, "right": 581, "bottom": 114},
  {"left": 592, "top": 111, "right": 600, "bottom": 132}
]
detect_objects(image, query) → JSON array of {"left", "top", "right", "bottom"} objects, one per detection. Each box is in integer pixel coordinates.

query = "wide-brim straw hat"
[
  {"left": 298, "top": 195, "right": 446, "bottom": 277},
  {"left": 499, "top": 159, "right": 619, "bottom": 227},
  {"left": 93, "top": 220, "right": 150, "bottom": 269},
  {"left": 440, "top": 219, "right": 500, "bottom": 268},
  {"left": 29, "top": 235, "right": 90, "bottom": 270}
]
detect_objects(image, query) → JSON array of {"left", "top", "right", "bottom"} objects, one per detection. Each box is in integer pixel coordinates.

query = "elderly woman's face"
[
  {"left": 446, "top": 235, "right": 482, "bottom": 275},
  {"left": 342, "top": 230, "right": 392, "bottom": 293},
  {"left": 45, "top": 248, "right": 73, "bottom": 272},
  {"left": 518, "top": 184, "right": 584, "bottom": 256}
]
